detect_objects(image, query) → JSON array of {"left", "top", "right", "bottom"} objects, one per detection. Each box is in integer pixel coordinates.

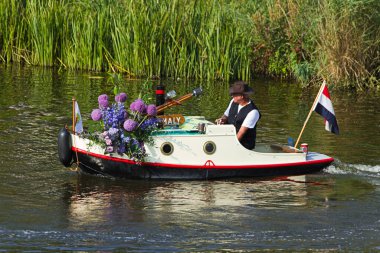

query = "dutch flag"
[{"left": 312, "top": 81, "right": 339, "bottom": 134}]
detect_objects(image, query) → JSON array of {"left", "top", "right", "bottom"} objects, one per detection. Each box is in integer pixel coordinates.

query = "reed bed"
[
  {"left": 0, "top": 0, "right": 378, "bottom": 88},
  {"left": 249, "top": 0, "right": 379, "bottom": 88},
  {"left": 0, "top": 0, "right": 252, "bottom": 81}
]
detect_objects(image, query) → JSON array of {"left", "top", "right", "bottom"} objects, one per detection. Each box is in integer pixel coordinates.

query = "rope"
[
  {"left": 78, "top": 161, "right": 110, "bottom": 177},
  {"left": 70, "top": 135, "right": 111, "bottom": 177},
  {"left": 71, "top": 132, "right": 80, "bottom": 172}
]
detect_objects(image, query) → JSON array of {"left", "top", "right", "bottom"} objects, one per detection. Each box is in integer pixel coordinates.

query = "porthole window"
[
  {"left": 161, "top": 142, "right": 174, "bottom": 156},
  {"left": 203, "top": 141, "right": 216, "bottom": 155}
]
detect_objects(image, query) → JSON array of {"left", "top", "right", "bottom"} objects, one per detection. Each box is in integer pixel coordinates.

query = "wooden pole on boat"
[
  {"left": 156, "top": 93, "right": 193, "bottom": 113},
  {"left": 294, "top": 81, "right": 325, "bottom": 149},
  {"left": 156, "top": 88, "right": 202, "bottom": 113},
  {"left": 71, "top": 97, "right": 80, "bottom": 170},
  {"left": 72, "top": 97, "right": 76, "bottom": 134}
]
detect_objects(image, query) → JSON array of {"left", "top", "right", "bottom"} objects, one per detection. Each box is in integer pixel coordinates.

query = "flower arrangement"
[{"left": 89, "top": 92, "right": 158, "bottom": 162}]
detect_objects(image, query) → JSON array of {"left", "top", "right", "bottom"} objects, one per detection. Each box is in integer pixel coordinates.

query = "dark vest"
[{"left": 227, "top": 100, "right": 261, "bottom": 150}]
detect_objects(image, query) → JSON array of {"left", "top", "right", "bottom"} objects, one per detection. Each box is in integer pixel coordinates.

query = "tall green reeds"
[
  {"left": 0, "top": 0, "right": 26, "bottom": 63},
  {"left": 313, "top": 0, "right": 380, "bottom": 88},
  {"left": 249, "top": 0, "right": 379, "bottom": 87},
  {"left": 0, "top": 0, "right": 252, "bottom": 81},
  {"left": 0, "top": 0, "right": 378, "bottom": 87}
]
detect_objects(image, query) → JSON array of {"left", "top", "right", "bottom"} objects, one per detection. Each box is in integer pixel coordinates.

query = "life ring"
[{"left": 58, "top": 128, "right": 73, "bottom": 167}]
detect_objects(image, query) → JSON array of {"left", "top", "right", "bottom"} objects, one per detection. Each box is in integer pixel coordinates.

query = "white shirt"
[{"left": 224, "top": 99, "right": 260, "bottom": 128}]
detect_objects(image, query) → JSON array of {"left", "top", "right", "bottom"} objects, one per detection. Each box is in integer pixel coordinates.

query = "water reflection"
[{"left": 62, "top": 174, "right": 373, "bottom": 231}]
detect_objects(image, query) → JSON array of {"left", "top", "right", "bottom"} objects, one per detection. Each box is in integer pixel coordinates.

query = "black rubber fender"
[{"left": 58, "top": 128, "right": 73, "bottom": 167}]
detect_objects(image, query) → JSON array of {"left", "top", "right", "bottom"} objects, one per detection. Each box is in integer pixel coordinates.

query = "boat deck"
[{"left": 154, "top": 116, "right": 304, "bottom": 155}]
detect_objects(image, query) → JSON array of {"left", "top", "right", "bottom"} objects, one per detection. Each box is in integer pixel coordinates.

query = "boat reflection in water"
[{"left": 63, "top": 174, "right": 336, "bottom": 230}]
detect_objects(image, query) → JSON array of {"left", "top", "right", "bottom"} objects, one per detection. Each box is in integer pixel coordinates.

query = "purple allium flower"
[
  {"left": 146, "top": 104, "right": 157, "bottom": 116},
  {"left": 98, "top": 94, "right": 109, "bottom": 108},
  {"left": 98, "top": 94, "right": 108, "bottom": 102},
  {"left": 129, "top": 101, "right": 136, "bottom": 111},
  {"left": 106, "top": 146, "right": 114, "bottom": 153},
  {"left": 115, "top": 93, "right": 128, "bottom": 103},
  {"left": 123, "top": 119, "right": 138, "bottom": 132},
  {"left": 91, "top": 109, "right": 102, "bottom": 121},
  {"left": 118, "top": 93, "right": 127, "bottom": 103},
  {"left": 99, "top": 99, "right": 109, "bottom": 108},
  {"left": 130, "top": 98, "right": 146, "bottom": 113},
  {"left": 98, "top": 94, "right": 108, "bottom": 103}
]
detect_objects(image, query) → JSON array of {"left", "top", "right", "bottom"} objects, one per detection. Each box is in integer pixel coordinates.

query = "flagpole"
[
  {"left": 72, "top": 97, "right": 76, "bottom": 134},
  {"left": 71, "top": 97, "right": 80, "bottom": 170},
  {"left": 294, "top": 81, "right": 326, "bottom": 149}
]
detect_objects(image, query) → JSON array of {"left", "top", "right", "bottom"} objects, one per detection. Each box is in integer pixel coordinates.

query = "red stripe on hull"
[{"left": 72, "top": 147, "right": 334, "bottom": 170}]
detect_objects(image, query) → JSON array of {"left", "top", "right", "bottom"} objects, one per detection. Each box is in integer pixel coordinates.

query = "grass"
[{"left": 0, "top": 0, "right": 378, "bottom": 88}]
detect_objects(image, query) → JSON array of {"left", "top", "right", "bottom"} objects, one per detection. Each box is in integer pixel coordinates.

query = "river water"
[{"left": 0, "top": 65, "right": 379, "bottom": 251}]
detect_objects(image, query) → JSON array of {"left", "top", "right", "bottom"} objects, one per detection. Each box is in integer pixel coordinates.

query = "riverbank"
[{"left": 0, "top": 0, "right": 379, "bottom": 88}]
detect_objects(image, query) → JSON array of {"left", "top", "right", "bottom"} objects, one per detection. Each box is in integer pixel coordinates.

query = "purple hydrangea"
[
  {"left": 115, "top": 92, "right": 127, "bottom": 103},
  {"left": 106, "top": 146, "right": 114, "bottom": 153},
  {"left": 91, "top": 109, "right": 102, "bottom": 121},
  {"left": 130, "top": 98, "right": 146, "bottom": 113},
  {"left": 123, "top": 119, "right": 138, "bottom": 132},
  {"left": 146, "top": 104, "right": 157, "bottom": 116}
]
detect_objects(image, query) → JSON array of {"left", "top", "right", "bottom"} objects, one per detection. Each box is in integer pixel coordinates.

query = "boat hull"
[
  {"left": 73, "top": 148, "right": 333, "bottom": 180},
  {"left": 59, "top": 117, "right": 335, "bottom": 180}
]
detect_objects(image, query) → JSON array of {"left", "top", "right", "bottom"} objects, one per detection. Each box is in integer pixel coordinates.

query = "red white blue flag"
[{"left": 312, "top": 81, "right": 339, "bottom": 134}]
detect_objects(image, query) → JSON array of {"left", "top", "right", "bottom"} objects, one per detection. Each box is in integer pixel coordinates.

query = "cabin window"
[
  {"left": 161, "top": 142, "right": 174, "bottom": 156},
  {"left": 203, "top": 141, "right": 216, "bottom": 155}
]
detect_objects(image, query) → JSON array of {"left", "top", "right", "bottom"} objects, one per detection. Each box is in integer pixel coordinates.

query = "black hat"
[{"left": 229, "top": 81, "right": 253, "bottom": 95}]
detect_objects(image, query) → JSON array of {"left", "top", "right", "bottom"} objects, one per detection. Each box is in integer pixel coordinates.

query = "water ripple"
[{"left": 326, "top": 160, "right": 380, "bottom": 178}]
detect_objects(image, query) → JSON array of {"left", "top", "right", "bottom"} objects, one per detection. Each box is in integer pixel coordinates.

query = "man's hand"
[{"left": 215, "top": 116, "right": 227, "bottom": 125}]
